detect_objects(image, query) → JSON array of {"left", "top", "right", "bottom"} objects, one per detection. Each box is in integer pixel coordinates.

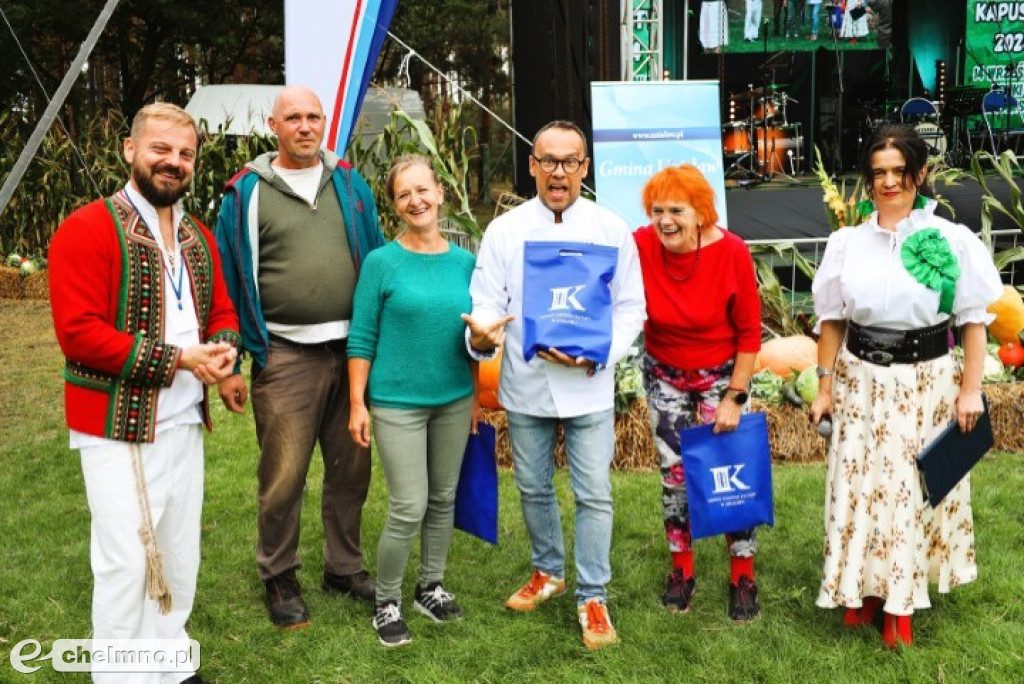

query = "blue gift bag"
[
  {"left": 454, "top": 422, "right": 498, "bottom": 545},
  {"left": 521, "top": 241, "right": 618, "bottom": 365},
  {"left": 679, "top": 412, "right": 774, "bottom": 540}
]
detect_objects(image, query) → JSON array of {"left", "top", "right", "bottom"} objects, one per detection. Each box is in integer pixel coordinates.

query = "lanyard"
[{"left": 121, "top": 190, "right": 186, "bottom": 310}]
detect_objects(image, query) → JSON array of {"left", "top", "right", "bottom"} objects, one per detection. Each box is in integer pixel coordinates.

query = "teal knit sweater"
[{"left": 348, "top": 241, "right": 475, "bottom": 409}]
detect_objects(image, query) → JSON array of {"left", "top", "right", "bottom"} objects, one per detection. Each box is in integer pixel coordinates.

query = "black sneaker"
[
  {"left": 372, "top": 600, "right": 412, "bottom": 647},
  {"left": 322, "top": 569, "right": 376, "bottom": 602},
  {"left": 413, "top": 582, "right": 464, "bottom": 623},
  {"left": 661, "top": 569, "right": 697, "bottom": 613},
  {"left": 264, "top": 570, "right": 310, "bottom": 629},
  {"left": 728, "top": 576, "right": 761, "bottom": 622}
]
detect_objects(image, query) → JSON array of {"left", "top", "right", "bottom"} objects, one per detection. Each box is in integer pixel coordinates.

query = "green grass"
[{"left": 1, "top": 298, "right": 1023, "bottom": 683}]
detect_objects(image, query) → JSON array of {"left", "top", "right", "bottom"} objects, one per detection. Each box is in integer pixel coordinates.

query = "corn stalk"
[
  {"left": 749, "top": 242, "right": 817, "bottom": 339},
  {"left": 349, "top": 102, "right": 480, "bottom": 240}
]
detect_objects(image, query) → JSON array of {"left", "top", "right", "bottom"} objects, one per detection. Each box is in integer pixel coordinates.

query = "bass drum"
[
  {"left": 755, "top": 124, "right": 804, "bottom": 174},
  {"left": 722, "top": 122, "right": 750, "bottom": 158},
  {"left": 913, "top": 122, "right": 948, "bottom": 156}
]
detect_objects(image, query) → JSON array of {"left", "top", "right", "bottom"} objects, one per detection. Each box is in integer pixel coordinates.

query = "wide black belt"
[
  {"left": 846, "top": 320, "right": 950, "bottom": 366},
  {"left": 268, "top": 333, "right": 347, "bottom": 352}
]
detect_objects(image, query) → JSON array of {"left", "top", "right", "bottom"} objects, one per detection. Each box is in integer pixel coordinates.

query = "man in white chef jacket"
[{"left": 463, "top": 120, "right": 646, "bottom": 650}]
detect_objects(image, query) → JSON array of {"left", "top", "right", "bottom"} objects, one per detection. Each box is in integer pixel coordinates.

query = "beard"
[{"left": 132, "top": 161, "right": 190, "bottom": 207}]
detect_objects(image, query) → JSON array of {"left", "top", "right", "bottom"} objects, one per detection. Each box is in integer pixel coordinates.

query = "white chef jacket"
[
  {"left": 469, "top": 196, "right": 646, "bottom": 417},
  {"left": 812, "top": 199, "right": 1003, "bottom": 332}
]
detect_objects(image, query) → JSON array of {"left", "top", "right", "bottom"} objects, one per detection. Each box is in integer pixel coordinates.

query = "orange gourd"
[
  {"left": 754, "top": 335, "right": 818, "bottom": 377},
  {"left": 987, "top": 285, "right": 1024, "bottom": 346},
  {"left": 478, "top": 348, "right": 503, "bottom": 410},
  {"left": 998, "top": 341, "right": 1024, "bottom": 368}
]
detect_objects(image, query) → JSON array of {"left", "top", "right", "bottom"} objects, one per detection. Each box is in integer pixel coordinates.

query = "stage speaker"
[{"left": 510, "top": 0, "right": 618, "bottom": 196}]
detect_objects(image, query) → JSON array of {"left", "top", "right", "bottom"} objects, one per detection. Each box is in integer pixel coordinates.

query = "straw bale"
[
  {"left": 752, "top": 400, "right": 826, "bottom": 463},
  {"left": 483, "top": 387, "right": 1024, "bottom": 471},
  {"left": 483, "top": 399, "right": 658, "bottom": 471},
  {"left": 22, "top": 271, "right": 49, "bottom": 300},
  {"left": 0, "top": 266, "right": 24, "bottom": 299},
  {"left": 984, "top": 382, "right": 1024, "bottom": 452}
]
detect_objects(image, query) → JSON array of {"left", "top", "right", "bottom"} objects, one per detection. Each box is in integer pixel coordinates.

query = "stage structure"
[{"left": 621, "top": 0, "right": 663, "bottom": 81}]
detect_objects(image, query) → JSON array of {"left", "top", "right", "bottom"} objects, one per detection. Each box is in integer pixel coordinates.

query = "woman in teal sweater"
[{"left": 348, "top": 154, "right": 478, "bottom": 648}]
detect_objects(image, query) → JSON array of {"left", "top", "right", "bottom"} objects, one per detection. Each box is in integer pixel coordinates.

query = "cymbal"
[{"left": 731, "top": 84, "right": 790, "bottom": 99}]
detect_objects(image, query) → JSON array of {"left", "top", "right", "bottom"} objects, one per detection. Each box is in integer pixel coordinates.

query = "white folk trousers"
[{"left": 79, "top": 423, "right": 203, "bottom": 684}]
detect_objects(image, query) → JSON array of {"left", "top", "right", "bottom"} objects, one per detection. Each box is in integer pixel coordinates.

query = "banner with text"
[
  {"left": 964, "top": 1, "right": 1024, "bottom": 99},
  {"left": 591, "top": 81, "right": 727, "bottom": 230}
]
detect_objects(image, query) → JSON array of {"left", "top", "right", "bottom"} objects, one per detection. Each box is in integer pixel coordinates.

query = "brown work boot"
[
  {"left": 322, "top": 569, "right": 376, "bottom": 602},
  {"left": 265, "top": 569, "right": 310, "bottom": 629}
]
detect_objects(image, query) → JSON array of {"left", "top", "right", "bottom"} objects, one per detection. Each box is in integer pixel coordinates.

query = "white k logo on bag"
[
  {"left": 549, "top": 285, "right": 587, "bottom": 312},
  {"left": 710, "top": 465, "right": 750, "bottom": 493}
]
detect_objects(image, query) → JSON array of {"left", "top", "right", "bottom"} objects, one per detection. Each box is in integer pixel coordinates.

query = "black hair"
[
  {"left": 859, "top": 123, "right": 933, "bottom": 197},
  {"left": 531, "top": 120, "right": 588, "bottom": 158}
]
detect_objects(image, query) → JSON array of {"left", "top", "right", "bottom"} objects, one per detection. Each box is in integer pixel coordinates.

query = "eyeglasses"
[{"left": 531, "top": 155, "right": 584, "bottom": 174}]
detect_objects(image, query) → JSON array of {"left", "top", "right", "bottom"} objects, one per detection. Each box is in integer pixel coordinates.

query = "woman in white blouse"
[{"left": 809, "top": 124, "right": 1003, "bottom": 648}]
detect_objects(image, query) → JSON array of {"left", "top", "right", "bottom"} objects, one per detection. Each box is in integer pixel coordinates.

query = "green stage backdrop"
[{"left": 965, "top": 1, "right": 1024, "bottom": 103}]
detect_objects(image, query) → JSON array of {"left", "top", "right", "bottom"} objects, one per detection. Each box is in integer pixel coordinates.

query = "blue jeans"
[
  {"left": 506, "top": 409, "right": 615, "bottom": 602},
  {"left": 809, "top": 3, "right": 822, "bottom": 34}
]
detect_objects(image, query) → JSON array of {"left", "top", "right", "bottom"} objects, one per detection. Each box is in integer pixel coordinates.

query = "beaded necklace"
[{"left": 661, "top": 228, "right": 702, "bottom": 283}]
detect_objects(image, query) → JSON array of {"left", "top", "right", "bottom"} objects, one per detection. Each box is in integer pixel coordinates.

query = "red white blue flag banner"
[{"left": 285, "top": 0, "right": 398, "bottom": 153}]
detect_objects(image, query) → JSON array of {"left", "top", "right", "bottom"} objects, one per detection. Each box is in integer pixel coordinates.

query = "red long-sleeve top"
[{"left": 633, "top": 225, "right": 761, "bottom": 371}]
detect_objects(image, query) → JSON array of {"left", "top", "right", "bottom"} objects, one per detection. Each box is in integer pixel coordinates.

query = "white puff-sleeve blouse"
[{"left": 812, "top": 199, "right": 1003, "bottom": 332}]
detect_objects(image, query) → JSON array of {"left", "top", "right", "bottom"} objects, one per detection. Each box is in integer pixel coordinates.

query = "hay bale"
[
  {"left": 753, "top": 400, "right": 826, "bottom": 463},
  {"left": 0, "top": 266, "right": 24, "bottom": 299},
  {"left": 483, "top": 386, "right": 1024, "bottom": 471},
  {"left": 22, "top": 271, "right": 49, "bottom": 300},
  {"left": 482, "top": 398, "right": 658, "bottom": 471},
  {"left": 985, "top": 382, "right": 1024, "bottom": 452}
]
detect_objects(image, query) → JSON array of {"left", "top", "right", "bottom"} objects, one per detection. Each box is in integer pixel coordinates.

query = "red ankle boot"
[
  {"left": 843, "top": 596, "right": 882, "bottom": 627},
  {"left": 882, "top": 612, "right": 913, "bottom": 648}
]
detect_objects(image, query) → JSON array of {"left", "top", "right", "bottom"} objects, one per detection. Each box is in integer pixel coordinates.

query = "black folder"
[{"left": 916, "top": 395, "right": 994, "bottom": 507}]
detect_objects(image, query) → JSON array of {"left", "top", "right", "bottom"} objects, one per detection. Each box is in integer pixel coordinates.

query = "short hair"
[
  {"left": 859, "top": 123, "right": 933, "bottom": 196},
  {"left": 641, "top": 164, "right": 718, "bottom": 227},
  {"left": 130, "top": 102, "right": 200, "bottom": 145},
  {"left": 532, "top": 120, "right": 588, "bottom": 158},
  {"left": 384, "top": 153, "right": 442, "bottom": 202}
]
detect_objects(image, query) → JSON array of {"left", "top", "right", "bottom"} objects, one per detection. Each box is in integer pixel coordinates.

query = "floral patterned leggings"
[{"left": 641, "top": 353, "right": 757, "bottom": 558}]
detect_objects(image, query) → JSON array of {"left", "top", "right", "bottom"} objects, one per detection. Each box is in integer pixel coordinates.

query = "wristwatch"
[
  {"left": 723, "top": 386, "right": 749, "bottom": 405},
  {"left": 816, "top": 366, "right": 834, "bottom": 379}
]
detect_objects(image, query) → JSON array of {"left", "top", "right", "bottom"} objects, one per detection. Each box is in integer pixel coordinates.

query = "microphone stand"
[{"left": 829, "top": 5, "right": 845, "bottom": 175}]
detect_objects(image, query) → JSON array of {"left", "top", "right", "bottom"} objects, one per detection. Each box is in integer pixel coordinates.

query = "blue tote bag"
[
  {"left": 454, "top": 422, "right": 498, "bottom": 545},
  {"left": 521, "top": 241, "right": 618, "bottom": 365},
  {"left": 679, "top": 412, "right": 774, "bottom": 540}
]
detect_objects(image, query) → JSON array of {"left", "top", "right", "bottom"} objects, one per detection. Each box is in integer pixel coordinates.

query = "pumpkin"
[
  {"left": 987, "top": 285, "right": 1024, "bottom": 346},
  {"left": 478, "top": 347, "right": 503, "bottom": 410},
  {"left": 998, "top": 341, "right": 1024, "bottom": 369},
  {"left": 754, "top": 335, "right": 818, "bottom": 377}
]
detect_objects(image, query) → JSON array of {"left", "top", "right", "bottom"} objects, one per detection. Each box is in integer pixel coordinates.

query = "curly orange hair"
[{"left": 641, "top": 164, "right": 718, "bottom": 227}]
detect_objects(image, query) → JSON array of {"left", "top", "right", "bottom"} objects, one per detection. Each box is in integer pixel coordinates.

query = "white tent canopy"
[{"left": 184, "top": 84, "right": 426, "bottom": 148}]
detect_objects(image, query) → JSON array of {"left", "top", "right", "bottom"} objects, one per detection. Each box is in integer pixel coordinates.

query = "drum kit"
[
  {"left": 861, "top": 98, "right": 949, "bottom": 157},
  {"left": 723, "top": 83, "right": 804, "bottom": 179}
]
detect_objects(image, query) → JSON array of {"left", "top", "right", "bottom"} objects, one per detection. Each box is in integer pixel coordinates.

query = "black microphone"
[{"left": 817, "top": 414, "right": 833, "bottom": 438}]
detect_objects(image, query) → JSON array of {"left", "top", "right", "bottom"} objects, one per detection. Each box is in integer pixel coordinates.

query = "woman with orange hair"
[{"left": 634, "top": 164, "right": 763, "bottom": 621}]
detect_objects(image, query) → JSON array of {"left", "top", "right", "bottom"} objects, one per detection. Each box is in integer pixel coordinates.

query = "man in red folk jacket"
[{"left": 48, "top": 102, "right": 238, "bottom": 684}]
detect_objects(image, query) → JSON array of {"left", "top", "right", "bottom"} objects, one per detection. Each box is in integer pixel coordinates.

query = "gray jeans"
[{"left": 371, "top": 395, "right": 474, "bottom": 602}]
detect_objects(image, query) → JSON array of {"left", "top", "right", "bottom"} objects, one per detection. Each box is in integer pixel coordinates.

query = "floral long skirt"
[{"left": 816, "top": 347, "right": 977, "bottom": 616}]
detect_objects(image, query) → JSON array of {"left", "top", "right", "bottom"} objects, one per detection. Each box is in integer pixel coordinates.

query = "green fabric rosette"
[{"left": 900, "top": 228, "right": 960, "bottom": 314}]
